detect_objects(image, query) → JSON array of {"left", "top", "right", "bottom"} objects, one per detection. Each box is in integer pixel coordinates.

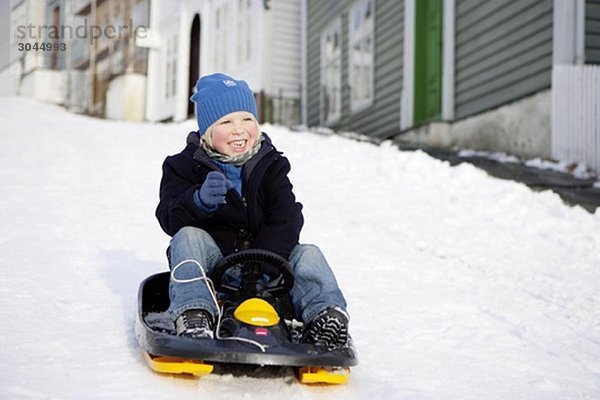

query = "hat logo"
[{"left": 223, "top": 80, "right": 237, "bottom": 87}]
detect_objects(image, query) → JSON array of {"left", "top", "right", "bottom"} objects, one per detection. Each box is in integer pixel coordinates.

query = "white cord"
[{"left": 171, "top": 259, "right": 266, "bottom": 352}]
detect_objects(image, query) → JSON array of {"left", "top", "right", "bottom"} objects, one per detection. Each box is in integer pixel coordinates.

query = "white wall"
[
  {"left": 0, "top": 64, "right": 21, "bottom": 96},
  {"left": 3, "top": 0, "right": 53, "bottom": 101},
  {"left": 144, "top": 0, "right": 182, "bottom": 121},
  {"left": 20, "top": 69, "right": 67, "bottom": 105},
  {"left": 106, "top": 73, "right": 147, "bottom": 122},
  {"left": 145, "top": 0, "right": 303, "bottom": 123},
  {"left": 264, "top": 0, "right": 301, "bottom": 98},
  {"left": 15, "top": 0, "right": 46, "bottom": 75}
]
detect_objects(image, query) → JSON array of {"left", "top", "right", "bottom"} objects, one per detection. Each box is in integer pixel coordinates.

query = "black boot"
[
  {"left": 175, "top": 309, "right": 214, "bottom": 339},
  {"left": 303, "top": 307, "right": 349, "bottom": 350}
]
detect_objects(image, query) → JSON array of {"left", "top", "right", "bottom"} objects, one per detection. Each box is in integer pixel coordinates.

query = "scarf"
[{"left": 200, "top": 132, "right": 264, "bottom": 166}]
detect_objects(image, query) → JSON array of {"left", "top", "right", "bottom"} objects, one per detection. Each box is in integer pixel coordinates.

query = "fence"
[
  {"left": 552, "top": 64, "right": 600, "bottom": 173},
  {"left": 261, "top": 88, "right": 301, "bottom": 127}
]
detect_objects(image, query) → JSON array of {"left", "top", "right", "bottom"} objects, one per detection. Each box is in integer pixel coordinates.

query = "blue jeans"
[{"left": 168, "top": 226, "right": 348, "bottom": 323}]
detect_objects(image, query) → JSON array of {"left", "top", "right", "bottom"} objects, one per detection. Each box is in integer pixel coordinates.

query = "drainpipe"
[
  {"left": 175, "top": 4, "right": 190, "bottom": 121},
  {"left": 441, "top": 0, "right": 454, "bottom": 121},
  {"left": 552, "top": 0, "right": 584, "bottom": 65},
  {"left": 574, "top": 0, "right": 585, "bottom": 65},
  {"left": 65, "top": 0, "right": 72, "bottom": 109},
  {"left": 401, "top": 0, "right": 415, "bottom": 131},
  {"left": 144, "top": 0, "right": 159, "bottom": 121},
  {"left": 300, "top": 0, "right": 307, "bottom": 126},
  {"left": 90, "top": 0, "right": 96, "bottom": 113}
]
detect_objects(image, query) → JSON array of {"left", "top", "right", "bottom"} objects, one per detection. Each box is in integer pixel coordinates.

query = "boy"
[{"left": 156, "top": 73, "right": 349, "bottom": 350}]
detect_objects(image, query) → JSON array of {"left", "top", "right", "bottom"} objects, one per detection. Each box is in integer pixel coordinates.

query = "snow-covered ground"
[
  {"left": 1, "top": 97, "right": 600, "bottom": 400},
  {"left": 457, "top": 149, "right": 599, "bottom": 182}
]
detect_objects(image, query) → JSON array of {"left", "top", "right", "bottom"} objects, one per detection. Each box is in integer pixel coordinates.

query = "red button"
[{"left": 255, "top": 328, "right": 268, "bottom": 336}]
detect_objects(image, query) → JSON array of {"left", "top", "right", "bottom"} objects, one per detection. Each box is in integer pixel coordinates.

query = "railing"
[{"left": 262, "top": 88, "right": 301, "bottom": 127}]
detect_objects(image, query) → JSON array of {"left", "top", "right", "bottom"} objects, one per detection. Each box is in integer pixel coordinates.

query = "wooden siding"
[
  {"left": 454, "top": 0, "right": 553, "bottom": 119},
  {"left": 587, "top": 0, "right": 600, "bottom": 64},
  {"left": 360, "top": 0, "right": 403, "bottom": 138},
  {"left": 270, "top": 0, "right": 302, "bottom": 97},
  {"left": 306, "top": 0, "right": 403, "bottom": 138},
  {"left": 306, "top": 0, "right": 345, "bottom": 127}
]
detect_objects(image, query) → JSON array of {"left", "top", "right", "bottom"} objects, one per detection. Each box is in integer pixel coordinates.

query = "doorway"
[
  {"left": 51, "top": 6, "right": 60, "bottom": 69},
  {"left": 413, "top": 0, "right": 442, "bottom": 124}
]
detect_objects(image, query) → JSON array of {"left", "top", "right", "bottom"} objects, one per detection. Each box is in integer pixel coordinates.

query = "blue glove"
[{"left": 195, "top": 171, "right": 233, "bottom": 211}]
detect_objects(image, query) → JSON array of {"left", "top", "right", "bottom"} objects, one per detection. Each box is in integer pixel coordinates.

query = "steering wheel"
[{"left": 210, "top": 249, "right": 294, "bottom": 297}]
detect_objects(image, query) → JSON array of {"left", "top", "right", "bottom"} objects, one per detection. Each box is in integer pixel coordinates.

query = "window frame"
[
  {"left": 236, "top": 0, "right": 252, "bottom": 64},
  {"left": 214, "top": 4, "right": 230, "bottom": 71},
  {"left": 348, "top": 0, "right": 375, "bottom": 113},
  {"left": 320, "top": 17, "right": 343, "bottom": 125},
  {"left": 165, "top": 34, "right": 178, "bottom": 100}
]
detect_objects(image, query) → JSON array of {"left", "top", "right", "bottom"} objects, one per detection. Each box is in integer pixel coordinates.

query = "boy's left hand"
[{"left": 197, "top": 171, "right": 233, "bottom": 209}]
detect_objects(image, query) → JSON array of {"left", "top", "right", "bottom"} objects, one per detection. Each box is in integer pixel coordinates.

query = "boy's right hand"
[{"left": 197, "top": 171, "right": 233, "bottom": 209}]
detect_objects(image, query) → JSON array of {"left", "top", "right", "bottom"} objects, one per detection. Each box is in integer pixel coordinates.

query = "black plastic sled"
[{"left": 135, "top": 249, "right": 358, "bottom": 384}]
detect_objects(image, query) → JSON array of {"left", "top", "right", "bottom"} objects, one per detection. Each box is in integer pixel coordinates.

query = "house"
[
  {"left": 3, "top": 0, "right": 301, "bottom": 125},
  {"left": 69, "top": 0, "right": 150, "bottom": 120},
  {"left": 1, "top": 0, "right": 66, "bottom": 104},
  {"left": 142, "top": 0, "right": 302, "bottom": 125},
  {"left": 302, "top": 0, "right": 600, "bottom": 172},
  {"left": 0, "top": 0, "right": 150, "bottom": 121}
]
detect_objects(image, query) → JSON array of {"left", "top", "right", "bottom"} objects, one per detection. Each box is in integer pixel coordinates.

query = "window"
[
  {"left": 320, "top": 19, "right": 342, "bottom": 124},
  {"left": 165, "top": 35, "right": 178, "bottom": 99},
  {"left": 214, "top": 5, "right": 229, "bottom": 71},
  {"left": 50, "top": 6, "right": 60, "bottom": 69},
  {"left": 349, "top": 0, "right": 374, "bottom": 112},
  {"left": 236, "top": 0, "right": 252, "bottom": 64}
]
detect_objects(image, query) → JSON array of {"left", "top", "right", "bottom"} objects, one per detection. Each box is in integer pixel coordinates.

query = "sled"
[{"left": 135, "top": 249, "right": 358, "bottom": 384}]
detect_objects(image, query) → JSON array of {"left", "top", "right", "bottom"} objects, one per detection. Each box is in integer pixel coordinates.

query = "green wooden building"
[{"left": 302, "top": 0, "right": 600, "bottom": 172}]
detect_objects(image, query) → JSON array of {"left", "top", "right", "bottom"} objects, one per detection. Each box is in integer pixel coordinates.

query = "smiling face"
[{"left": 207, "top": 111, "right": 259, "bottom": 157}]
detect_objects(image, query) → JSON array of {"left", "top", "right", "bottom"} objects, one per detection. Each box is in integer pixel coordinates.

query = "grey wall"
[
  {"left": 305, "top": 0, "right": 345, "bottom": 128},
  {"left": 305, "top": 0, "right": 403, "bottom": 139},
  {"left": 454, "top": 0, "right": 553, "bottom": 120},
  {"left": 586, "top": 0, "right": 600, "bottom": 64}
]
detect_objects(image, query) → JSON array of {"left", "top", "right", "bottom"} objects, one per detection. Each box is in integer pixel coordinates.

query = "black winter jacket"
[{"left": 155, "top": 132, "right": 304, "bottom": 260}]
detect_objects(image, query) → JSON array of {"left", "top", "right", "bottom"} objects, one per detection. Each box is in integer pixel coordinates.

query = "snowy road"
[{"left": 1, "top": 97, "right": 600, "bottom": 399}]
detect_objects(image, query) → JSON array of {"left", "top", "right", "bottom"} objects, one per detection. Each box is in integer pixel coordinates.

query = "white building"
[
  {"left": 69, "top": 0, "right": 150, "bottom": 120},
  {"left": 142, "top": 0, "right": 302, "bottom": 124},
  {"left": 1, "top": 0, "right": 150, "bottom": 121},
  {"left": 1, "top": 0, "right": 66, "bottom": 104}
]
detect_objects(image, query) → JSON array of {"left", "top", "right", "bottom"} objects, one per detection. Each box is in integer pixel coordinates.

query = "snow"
[
  {"left": 523, "top": 158, "right": 593, "bottom": 180},
  {"left": 458, "top": 149, "right": 521, "bottom": 164},
  {"left": 458, "top": 149, "right": 599, "bottom": 181},
  {"left": 1, "top": 96, "right": 600, "bottom": 399}
]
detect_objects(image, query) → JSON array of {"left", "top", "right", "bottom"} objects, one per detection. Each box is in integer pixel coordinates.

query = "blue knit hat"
[{"left": 190, "top": 73, "right": 258, "bottom": 134}]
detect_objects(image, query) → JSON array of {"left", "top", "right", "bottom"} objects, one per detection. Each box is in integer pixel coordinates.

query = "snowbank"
[{"left": 1, "top": 97, "right": 600, "bottom": 399}]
